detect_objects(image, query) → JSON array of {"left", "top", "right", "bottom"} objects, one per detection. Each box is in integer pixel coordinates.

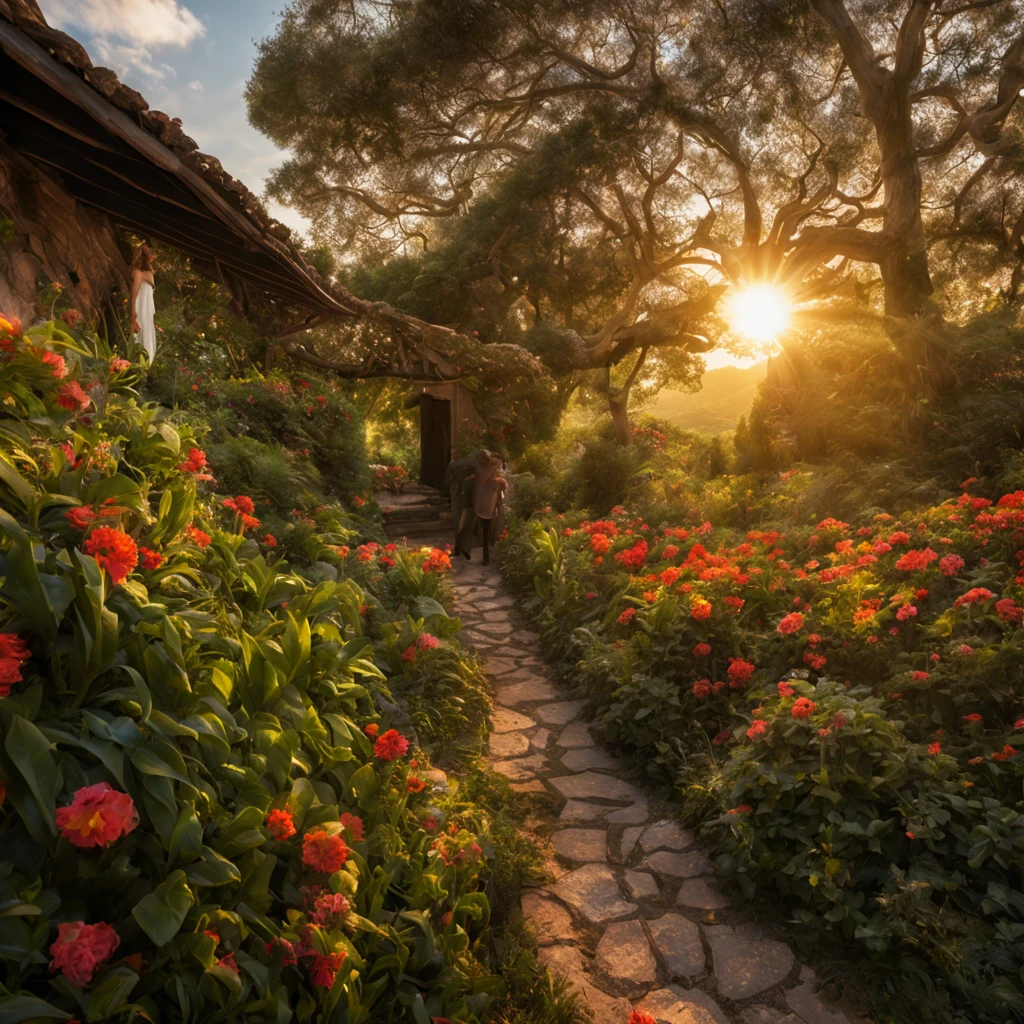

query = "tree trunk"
[{"left": 608, "top": 390, "right": 632, "bottom": 446}]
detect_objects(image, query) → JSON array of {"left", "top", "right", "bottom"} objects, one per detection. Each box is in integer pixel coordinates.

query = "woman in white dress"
[{"left": 129, "top": 244, "right": 157, "bottom": 362}]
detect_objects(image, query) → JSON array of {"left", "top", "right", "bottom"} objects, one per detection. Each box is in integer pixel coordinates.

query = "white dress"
[{"left": 134, "top": 279, "right": 157, "bottom": 362}]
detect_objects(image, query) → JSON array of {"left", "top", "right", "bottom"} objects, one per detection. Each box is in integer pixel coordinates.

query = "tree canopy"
[{"left": 247, "top": 0, "right": 1024, "bottom": 444}]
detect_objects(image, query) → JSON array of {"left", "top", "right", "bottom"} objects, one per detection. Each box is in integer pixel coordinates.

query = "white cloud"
[
  {"left": 187, "top": 79, "right": 204, "bottom": 92},
  {"left": 39, "top": 0, "right": 204, "bottom": 49},
  {"left": 89, "top": 36, "right": 177, "bottom": 89}
]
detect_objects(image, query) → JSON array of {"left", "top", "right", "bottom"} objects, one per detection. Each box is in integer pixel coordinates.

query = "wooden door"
[{"left": 419, "top": 395, "right": 451, "bottom": 487}]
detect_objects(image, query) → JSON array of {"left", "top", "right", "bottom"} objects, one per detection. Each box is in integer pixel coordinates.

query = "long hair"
[{"left": 130, "top": 244, "right": 154, "bottom": 273}]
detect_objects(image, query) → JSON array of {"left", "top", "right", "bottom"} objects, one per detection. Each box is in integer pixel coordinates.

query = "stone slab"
[
  {"left": 644, "top": 849, "right": 711, "bottom": 879},
  {"left": 705, "top": 924, "right": 794, "bottom": 1000},
  {"left": 594, "top": 918, "right": 657, "bottom": 989},
  {"left": 484, "top": 656, "right": 520, "bottom": 676},
  {"left": 623, "top": 869, "right": 660, "bottom": 900},
  {"left": 741, "top": 1010, "right": 802, "bottom": 1024},
  {"left": 530, "top": 728, "right": 551, "bottom": 751},
  {"left": 676, "top": 877, "right": 730, "bottom": 911},
  {"left": 521, "top": 890, "right": 575, "bottom": 946},
  {"left": 648, "top": 913, "right": 705, "bottom": 978},
  {"left": 559, "top": 800, "right": 605, "bottom": 823},
  {"left": 540, "top": 945, "right": 632, "bottom": 1024},
  {"left": 549, "top": 772, "right": 645, "bottom": 805},
  {"left": 551, "top": 828, "right": 608, "bottom": 863},
  {"left": 785, "top": 980, "right": 850, "bottom": 1024},
  {"left": 491, "top": 707, "right": 536, "bottom": 733},
  {"left": 607, "top": 802, "right": 649, "bottom": 824},
  {"left": 511, "top": 779, "right": 547, "bottom": 794},
  {"left": 549, "top": 863, "right": 634, "bottom": 924},
  {"left": 620, "top": 825, "right": 645, "bottom": 861},
  {"left": 495, "top": 679, "right": 558, "bottom": 706},
  {"left": 492, "top": 755, "right": 546, "bottom": 781},
  {"left": 535, "top": 700, "right": 587, "bottom": 726},
  {"left": 557, "top": 722, "right": 596, "bottom": 748},
  {"left": 639, "top": 985, "right": 730, "bottom": 1024},
  {"left": 561, "top": 746, "right": 618, "bottom": 772},
  {"left": 641, "top": 819, "right": 695, "bottom": 854},
  {"left": 490, "top": 731, "right": 530, "bottom": 758}
]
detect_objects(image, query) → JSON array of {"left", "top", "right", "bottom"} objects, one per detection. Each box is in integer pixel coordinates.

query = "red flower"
[
  {"left": 777, "top": 681, "right": 795, "bottom": 697},
  {"left": 928, "top": 741, "right": 942, "bottom": 755},
  {"left": 727, "top": 805, "right": 752, "bottom": 815},
  {"left": 83, "top": 527, "right": 138, "bottom": 584},
  {"left": 217, "top": 953, "right": 240, "bottom": 973},
  {"left": 996, "top": 598, "right": 1023, "bottom": 626},
  {"left": 61, "top": 308, "right": 83, "bottom": 328},
  {"left": 49, "top": 921, "right": 120, "bottom": 986},
  {"left": 746, "top": 720, "right": 768, "bottom": 740},
  {"left": 617, "top": 607, "right": 636, "bottom": 626},
  {"left": 407, "top": 776, "right": 426, "bottom": 793},
  {"left": 777, "top": 612, "right": 804, "bottom": 635},
  {"left": 906, "top": 830, "right": 916, "bottom": 840},
  {"left": 310, "top": 892, "right": 351, "bottom": 928},
  {"left": 266, "top": 808, "right": 296, "bottom": 840},
  {"left": 233, "top": 495, "right": 255, "bottom": 515},
  {"left": 139, "top": 546, "right": 164, "bottom": 571},
  {"left": 56, "top": 783, "right": 138, "bottom": 848},
  {"left": 712, "top": 729, "right": 731, "bottom": 746},
  {"left": 690, "top": 599, "right": 712, "bottom": 621},
  {"left": 630, "top": 1011, "right": 659, "bottom": 1024},
  {"left": 178, "top": 447, "right": 208, "bottom": 473},
  {"left": 791, "top": 697, "right": 816, "bottom": 719},
  {"left": 301, "top": 829, "right": 349, "bottom": 873},
  {"left": 262, "top": 534, "right": 278, "bottom": 548},
  {"left": 0, "top": 633, "right": 31, "bottom": 697},
  {"left": 374, "top": 728, "right": 410, "bottom": 761},
  {"left": 727, "top": 657, "right": 755, "bottom": 686},
  {"left": 339, "top": 812, "right": 364, "bottom": 842},
  {"left": 265, "top": 937, "right": 297, "bottom": 965},
  {"left": 423, "top": 547, "right": 451, "bottom": 573},
  {"left": 56, "top": 381, "right": 91, "bottom": 412},
  {"left": 308, "top": 949, "right": 346, "bottom": 988},
  {"left": 692, "top": 642, "right": 711, "bottom": 657},
  {"left": 895, "top": 548, "right": 938, "bottom": 571},
  {"left": 911, "top": 670, "right": 930, "bottom": 682},
  {"left": 962, "top": 713, "right": 983, "bottom": 723},
  {"left": 954, "top": 587, "right": 995, "bottom": 607},
  {"left": 691, "top": 679, "right": 711, "bottom": 698}
]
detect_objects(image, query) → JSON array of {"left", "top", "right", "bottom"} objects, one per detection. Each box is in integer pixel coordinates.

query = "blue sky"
[{"left": 38, "top": 0, "right": 311, "bottom": 235}]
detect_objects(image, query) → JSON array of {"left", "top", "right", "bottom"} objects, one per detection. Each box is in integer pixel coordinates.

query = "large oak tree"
[{"left": 247, "top": 0, "right": 1024, "bottom": 444}]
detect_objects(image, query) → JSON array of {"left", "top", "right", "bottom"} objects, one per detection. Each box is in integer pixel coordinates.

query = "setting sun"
[{"left": 726, "top": 284, "right": 791, "bottom": 342}]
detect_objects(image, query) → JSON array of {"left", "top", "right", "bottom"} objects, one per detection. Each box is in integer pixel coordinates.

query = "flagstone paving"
[{"left": 449, "top": 556, "right": 867, "bottom": 1024}]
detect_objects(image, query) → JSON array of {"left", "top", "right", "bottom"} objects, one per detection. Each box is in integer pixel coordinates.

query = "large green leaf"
[
  {"left": 0, "top": 995, "right": 71, "bottom": 1023},
  {"left": 131, "top": 870, "right": 192, "bottom": 946},
  {"left": 4, "top": 715, "right": 57, "bottom": 833}
]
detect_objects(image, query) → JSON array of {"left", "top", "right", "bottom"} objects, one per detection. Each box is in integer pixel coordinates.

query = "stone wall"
[{"left": 0, "top": 141, "right": 128, "bottom": 324}]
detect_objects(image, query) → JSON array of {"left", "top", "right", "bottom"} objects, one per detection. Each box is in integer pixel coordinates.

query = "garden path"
[{"left": 448, "top": 556, "right": 865, "bottom": 1024}]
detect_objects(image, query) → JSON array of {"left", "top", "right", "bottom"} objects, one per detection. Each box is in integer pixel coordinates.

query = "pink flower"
[
  {"left": 56, "top": 783, "right": 138, "bottom": 848},
  {"left": 49, "top": 921, "right": 120, "bottom": 986},
  {"left": 310, "top": 892, "right": 351, "bottom": 928}
]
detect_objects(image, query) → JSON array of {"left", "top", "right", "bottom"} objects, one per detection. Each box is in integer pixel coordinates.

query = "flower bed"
[
  {"left": 505, "top": 495, "right": 1024, "bottom": 1022},
  {"left": 0, "top": 315, "right": 499, "bottom": 1022}
]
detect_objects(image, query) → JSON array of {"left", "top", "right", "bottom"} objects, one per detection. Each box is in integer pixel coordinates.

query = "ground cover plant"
[
  {"left": 504, "top": 478, "right": 1024, "bottom": 1024},
  {"left": 0, "top": 311, "right": 512, "bottom": 1023}
]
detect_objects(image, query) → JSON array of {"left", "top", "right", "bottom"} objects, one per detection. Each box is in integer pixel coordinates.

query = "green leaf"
[
  {"left": 185, "top": 847, "right": 241, "bottom": 888},
  {"left": 0, "top": 995, "right": 72, "bottom": 1023},
  {"left": 5, "top": 715, "right": 58, "bottom": 833},
  {"left": 131, "top": 869, "right": 193, "bottom": 946},
  {"left": 86, "top": 967, "right": 139, "bottom": 1022}
]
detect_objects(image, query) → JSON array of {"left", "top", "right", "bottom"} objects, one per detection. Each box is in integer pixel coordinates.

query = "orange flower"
[
  {"left": 791, "top": 697, "right": 816, "bottom": 719},
  {"left": 266, "top": 808, "right": 296, "bottom": 840},
  {"left": 364, "top": 723, "right": 379, "bottom": 738},
  {"left": 184, "top": 524, "right": 211, "bottom": 548},
  {"left": 56, "top": 783, "right": 138, "bottom": 848},
  {"left": 630, "top": 1011, "right": 658, "bottom": 1024},
  {"left": 82, "top": 527, "right": 138, "bottom": 584},
  {"left": 262, "top": 534, "right": 278, "bottom": 548},
  {"left": 301, "top": 829, "right": 349, "bottom": 873},
  {"left": 407, "top": 776, "right": 426, "bottom": 793}
]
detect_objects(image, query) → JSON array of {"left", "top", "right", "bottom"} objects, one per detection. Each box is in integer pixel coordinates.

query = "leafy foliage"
[{"left": 0, "top": 316, "right": 503, "bottom": 1022}]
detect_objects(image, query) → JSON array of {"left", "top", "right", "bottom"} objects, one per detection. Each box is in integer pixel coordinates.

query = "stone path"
[{"left": 449, "top": 555, "right": 865, "bottom": 1024}]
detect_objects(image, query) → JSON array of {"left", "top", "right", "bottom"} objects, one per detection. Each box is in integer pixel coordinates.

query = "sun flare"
[{"left": 726, "top": 285, "right": 791, "bottom": 343}]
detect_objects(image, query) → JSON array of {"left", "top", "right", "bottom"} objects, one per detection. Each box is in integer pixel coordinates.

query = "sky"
[{"left": 37, "top": 0, "right": 311, "bottom": 235}]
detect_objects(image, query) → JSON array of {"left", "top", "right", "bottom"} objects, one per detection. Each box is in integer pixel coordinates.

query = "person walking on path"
[
  {"left": 443, "top": 450, "right": 507, "bottom": 563},
  {"left": 129, "top": 244, "right": 157, "bottom": 363}
]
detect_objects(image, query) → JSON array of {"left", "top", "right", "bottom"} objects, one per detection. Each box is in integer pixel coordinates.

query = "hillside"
[{"left": 651, "top": 360, "right": 767, "bottom": 433}]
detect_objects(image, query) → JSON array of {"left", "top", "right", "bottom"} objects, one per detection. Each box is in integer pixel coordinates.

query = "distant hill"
[{"left": 650, "top": 361, "right": 767, "bottom": 434}]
